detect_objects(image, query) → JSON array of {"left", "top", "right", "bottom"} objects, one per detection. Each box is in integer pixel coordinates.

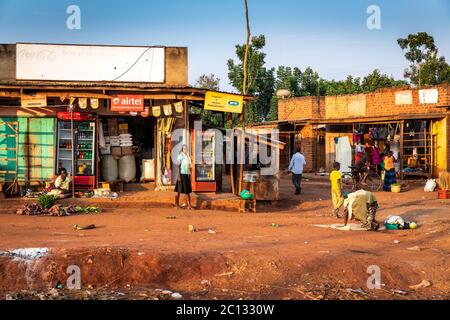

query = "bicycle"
[{"left": 342, "top": 165, "right": 382, "bottom": 193}]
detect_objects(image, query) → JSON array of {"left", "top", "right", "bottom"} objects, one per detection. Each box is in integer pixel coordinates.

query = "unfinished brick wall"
[
  {"left": 447, "top": 114, "right": 450, "bottom": 172},
  {"left": 299, "top": 125, "right": 316, "bottom": 173},
  {"left": 278, "top": 84, "right": 450, "bottom": 121},
  {"left": 278, "top": 97, "right": 317, "bottom": 121}
]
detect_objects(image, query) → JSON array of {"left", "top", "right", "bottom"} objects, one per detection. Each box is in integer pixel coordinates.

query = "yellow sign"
[
  {"left": 204, "top": 91, "right": 244, "bottom": 114},
  {"left": 21, "top": 94, "right": 47, "bottom": 107},
  {"left": 152, "top": 106, "right": 161, "bottom": 117},
  {"left": 163, "top": 104, "right": 173, "bottom": 116},
  {"left": 78, "top": 98, "right": 88, "bottom": 109},
  {"left": 174, "top": 101, "right": 184, "bottom": 113},
  {"left": 90, "top": 98, "right": 99, "bottom": 109}
]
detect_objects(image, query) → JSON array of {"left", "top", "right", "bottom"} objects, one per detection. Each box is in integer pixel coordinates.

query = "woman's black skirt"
[{"left": 175, "top": 174, "right": 192, "bottom": 194}]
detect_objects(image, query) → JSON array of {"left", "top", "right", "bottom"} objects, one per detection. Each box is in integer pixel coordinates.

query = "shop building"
[
  {"left": 0, "top": 43, "right": 251, "bottom": 193},
  {"left": 271, "top": 84, "right": 450, "bottom": 178}
]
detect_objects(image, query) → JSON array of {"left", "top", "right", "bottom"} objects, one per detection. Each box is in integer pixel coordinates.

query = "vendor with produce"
[{"left": 49, "top": 168, "right": 72, "bottom": 198}]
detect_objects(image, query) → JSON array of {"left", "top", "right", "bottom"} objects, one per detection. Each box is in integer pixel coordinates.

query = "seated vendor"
[
  {"left": 49, "top": 168, "right": 72, "bottom": 197},
  {"left": 342, "top": 189, "right": 380, "bottom": 231}
]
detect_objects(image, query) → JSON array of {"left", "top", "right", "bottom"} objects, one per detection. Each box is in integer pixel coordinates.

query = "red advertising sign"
[
  {"left": 57, "top": 112, "right": 94, "bottom": 121},
  {"left": 111, "top": 95, "right": 145, "bottom": 112}
]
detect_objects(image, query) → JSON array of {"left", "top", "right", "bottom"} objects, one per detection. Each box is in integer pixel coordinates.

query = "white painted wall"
[{"left": 16, "top": 43, "right": 165, "bottom": 83}]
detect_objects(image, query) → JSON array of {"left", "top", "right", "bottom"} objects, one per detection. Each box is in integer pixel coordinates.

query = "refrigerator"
[
  {"left": 191, "top": 130, "right": 216, "bottom": 192},
  {"left": 56, "top": 120, "right": 96, "bottom": 189}
]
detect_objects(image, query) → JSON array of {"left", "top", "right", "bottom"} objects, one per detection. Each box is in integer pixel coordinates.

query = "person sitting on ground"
[
  {"left": 48, "top": 168, "right": 72, "bottom": 198},
  {"left": 330, "top": 161, "right": 344, "bottom": 218},
  {"left": 342, "top": 189, "right": 380, "bottom": 231}
]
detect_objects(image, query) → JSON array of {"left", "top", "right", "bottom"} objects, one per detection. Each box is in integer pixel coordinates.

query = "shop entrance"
[{"left": 99, "top": 116, "right": 156, "bottom": 187}]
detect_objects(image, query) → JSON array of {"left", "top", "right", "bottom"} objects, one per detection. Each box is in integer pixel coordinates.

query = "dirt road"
[{"left": 0, "top": 176, "right": 449, "bottom": 300}]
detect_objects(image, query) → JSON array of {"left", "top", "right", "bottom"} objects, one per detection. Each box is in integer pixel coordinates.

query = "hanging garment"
[
  {"left": 353, "top": 130, "right": 359, "bottom": 144},
  {"left": 373, "top": 146, "right": 381, "bottom": 166},
  {"left": 390, "top": 141, "right": 400, "bottom": 161},
  {"left": 335, "top": 137, "right": 352, "bottom": 174},
  {"left": 378, "top": 127, "right": 388, "bottom": 140},
  {"left": 368, "top": 128, "right": 375, "bottom": 141},
  {"left": 365, "top": 145, "right": 374, "bottom": 165},
  {"left": 98, "top": 121, "right": 106, "bottom": 149}
]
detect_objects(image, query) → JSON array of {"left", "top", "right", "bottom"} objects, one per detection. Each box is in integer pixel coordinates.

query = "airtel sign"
[{"left": 111, "top": 95, "right": 145, "bottom": 112}]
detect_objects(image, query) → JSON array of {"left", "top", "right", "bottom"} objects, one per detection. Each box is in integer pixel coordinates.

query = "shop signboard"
[
  {"left": 111, "top": 95, "right": 145, "bottom": 112},
  {"left": 21, "top": 94, "right": 47, "bottom": 107},
  {"left": 16, "top": 43, "right": 165, "bottom": 83},
  {"left": 419, "top": 89, "right": 438, "bottom": 104},
  {"left": 204, "top": 91, "right": 244, "bottom": 114},
  {"left": 395, "top": 90, "right": 413, "bottom": 105}
]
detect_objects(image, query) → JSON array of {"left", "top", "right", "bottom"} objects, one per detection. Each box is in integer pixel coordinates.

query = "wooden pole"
[
  {"left": 238, "top": 0, "right": 251, "bottom": 195},
  {"left": 70, "top": 106, "right": 75, "bottom": 198},
  {"left": 229, "top": 113, "right": 235, "bottom": 195}
]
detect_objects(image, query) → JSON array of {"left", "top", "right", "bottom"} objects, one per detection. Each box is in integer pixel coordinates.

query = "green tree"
[
  {"left": 195, "top": 74, "right": 223, "bottom": 127},
  {"left": 195, "top": 73, "right": 220, "bottom": 91},
  {"left": 398, "top": 32, "right": 450, "bottom": 86},
  {"left": 227, "top": 35, "right": 275, "bottom": 123},
  {"left": 361, "top": 69, "right": 407, "bottom": 92}
]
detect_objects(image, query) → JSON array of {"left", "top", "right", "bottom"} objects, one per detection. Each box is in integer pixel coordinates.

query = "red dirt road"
[{"left": 0, "top": 175, "right": 449, "bottom": 300}]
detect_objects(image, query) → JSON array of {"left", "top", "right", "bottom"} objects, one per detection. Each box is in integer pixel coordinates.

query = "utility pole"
[{"left": 238, "top": 0, "right": 251, "bottom": 195}]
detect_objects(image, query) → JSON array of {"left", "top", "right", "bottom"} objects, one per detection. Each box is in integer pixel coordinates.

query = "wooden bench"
[{"left": 238, "top": 198, "right": 257, "bottom": 213}]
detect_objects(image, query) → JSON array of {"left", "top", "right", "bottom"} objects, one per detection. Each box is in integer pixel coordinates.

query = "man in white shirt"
[{"left": 288, "top": 148, "right": 307, "bottom": 195}]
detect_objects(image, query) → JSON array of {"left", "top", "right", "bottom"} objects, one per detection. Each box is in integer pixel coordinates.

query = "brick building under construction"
[{"left": 261, "top": 84, "right": 450, "bottom": 179}]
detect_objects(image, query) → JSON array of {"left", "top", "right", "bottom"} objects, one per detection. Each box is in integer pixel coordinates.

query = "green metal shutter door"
[
  {"left": 27, "top": 118, "right": 56, "bottom": 181},
  {"left": 0, "top": 117, "right": 55, "bottom": 183},
  {"left": 0, "top": 117, "right": 18, "bottom": 182}
]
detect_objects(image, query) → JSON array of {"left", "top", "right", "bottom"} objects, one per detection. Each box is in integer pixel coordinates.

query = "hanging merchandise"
[
  {"left": 98, "top": 121, "right": 106, "bottom": 149},
  {"left": 174, "top": 101, "right": 184, "bottom": 113},
  {"left": 91, "top": 98, "right": 99, "bottom": 110},
  {"left": 368, "top": 128, "right": 375, "bottom": 140},
  {"left": 373, "top": 143, "right": 381, "bottom": 166},
  {"left": 336, "top": 137, "right": 352, "bottom": 174},
  {"left": 163, "top": 104, "right": 173, "bottom": 116},
  {"left": 391, "top": 140, "right": 400, "bottom": 163},
  {"left": 378, "top": 127, "right": 388, "bottom": 140},
  {"left": 78, "top": 98, "right": 88, "bottom": 109},
  {"left": 152, "top": 106, "right": 161, "bottom": 117}
]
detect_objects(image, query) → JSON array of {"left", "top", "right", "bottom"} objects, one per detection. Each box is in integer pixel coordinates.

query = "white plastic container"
[
  {"left": 101, "top": 155, "right": 118, "bottom": 182},
  {"left": 141, "top": 159, "right": 155, "bottom": 180},
  {"left": 119, "top": 155, "right": 136, "bottom": 182}
]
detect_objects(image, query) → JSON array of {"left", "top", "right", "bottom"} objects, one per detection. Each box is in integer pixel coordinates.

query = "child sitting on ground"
[{"left": 330, "top": 162, "right": 344, "bottom": 218}]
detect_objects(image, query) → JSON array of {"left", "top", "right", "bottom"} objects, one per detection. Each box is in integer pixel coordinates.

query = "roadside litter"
[
  {"left": 312, "top": 223, "right": 386, "bottom": 231},
  {"left": 409, "top": 280, "right": 432, "bottom": 290},
  {"left": 424, "top": 179, "right": 437, "bottom": 192},
  {"left": 270, "top": 223, "right": 280, "bottom": 228},
  {"left": 384, "top": 216, "right": 418, "bottom": 230},
  {"left": 74, "top": 224, "right": 96, "bottom": 231},
  {"left": 0, "top": 248, "right": 48, "bottom": 260}
]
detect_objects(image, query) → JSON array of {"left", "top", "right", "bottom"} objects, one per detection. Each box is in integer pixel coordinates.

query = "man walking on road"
[{"left": 288, "top": 148, "right": 306, "bottom": 195}]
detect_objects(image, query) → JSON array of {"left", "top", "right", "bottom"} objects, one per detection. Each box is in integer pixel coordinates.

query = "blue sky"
[{"left": 0, "top": 0, "right": 449, "bottom": 91}]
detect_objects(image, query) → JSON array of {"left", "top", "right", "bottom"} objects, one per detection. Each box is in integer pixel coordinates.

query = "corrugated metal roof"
[{"left": 0, "top": 80, "right": 253, "bottom": 99}]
